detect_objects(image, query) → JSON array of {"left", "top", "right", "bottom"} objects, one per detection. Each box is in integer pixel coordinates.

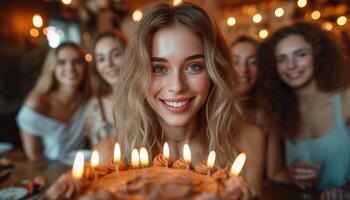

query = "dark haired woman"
[{"left": 258, "top": 22, "right": 350, "bottom": 190}]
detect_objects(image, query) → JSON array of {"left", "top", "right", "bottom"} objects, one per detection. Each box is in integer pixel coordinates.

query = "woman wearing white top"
[{"left": 16, "top": 42, "right": 91, "bottom": 161}]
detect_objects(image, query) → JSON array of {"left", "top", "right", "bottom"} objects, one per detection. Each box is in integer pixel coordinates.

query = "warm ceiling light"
[
  {"left": 337, "top": 16, "right": 347, "bottom": 26},
  {"left": 132, "top": 10, "right": 143, "bottom": 22},
  {"left": 33, "top": 14, "right": 43, "bottom": 28},
  {"left": 42, "top": 27, "right": 48, "bottom": 36},
  {"left": 227, "top": 17, "right": 236, "bottom": 26},
  {"left": 311, "top": 10, "right": 321, "bottom": 20},
  {"left": 322, "top": 22, "right": 333, "bottom": 31},
  {"left": 253, "top": 13, "right": 262, "bottom": 23},
  {"left": 61, "top": 0, "right": 72, "bottom": 5},
  {"left": 297, "top": 0, "right": 307, "bottom": 8},
  {"left": 30, "top": 28, "right": 39, "bottom": 38},
  {"left": 259, "top": 29, "right": 269, "bottom": 39},
  {"left": 173, "top": 0, "right": 182, "bottom": 6},
  {"left": 274, "top": 8, "right": 284, "bottom": 18}
]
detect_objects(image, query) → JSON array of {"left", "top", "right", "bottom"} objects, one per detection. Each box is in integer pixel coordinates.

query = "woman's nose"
[
  {"left": 168, "top": 71, "right": 188, "bottom": 93},
  {"left": 287, "top": 57, "right": 297, "bottom": 70},
  {"left": 237, "top": 62, "right": 248, "bottom": 75}
]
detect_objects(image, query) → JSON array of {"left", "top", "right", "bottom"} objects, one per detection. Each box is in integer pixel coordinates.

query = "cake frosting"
[
  {"left": 46, "top": 152, "right": 254, "bottom": 199},
  {"left": 76, "top": 153, "right": 249, "bottom": 200}
]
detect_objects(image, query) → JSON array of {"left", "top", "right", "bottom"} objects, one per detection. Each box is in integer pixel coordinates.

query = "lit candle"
[
  {"left": 183, "top": 144, "right": 191, "bottom": 170},
  {"left": 131, "top": 148, "right": 140, "bottom": 168},
  {"left": 140, "top": 147, "right": 149, "bottom": 167},
  {"left": 91, "top": 150, "right": 99, "bottom": 179},
  {"left": 230, "top": 153, "right": 246, "bottom": 176},
  {"left": 163, "top": 142, "right": 170, "bottom": 168},
  {"left": 207, "top": 151, "right": 216, "bottom": 176},
  {"left": 139, "top": 147, "right": 149, "bottom": 188},
  {"left": 114, "top": 143, "right": 121, "bottom": 174},
  {"left": 72, "top": 151, "right": 84, "bottom": 180}
]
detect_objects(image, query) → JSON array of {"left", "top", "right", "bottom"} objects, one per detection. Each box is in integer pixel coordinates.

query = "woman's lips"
[{"left": 160, "top": 97, "right": 194, "bottom": 113}]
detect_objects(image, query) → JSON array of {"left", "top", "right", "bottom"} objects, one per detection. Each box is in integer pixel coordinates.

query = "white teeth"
[
  {"left": 164, "top": 100, "right": 189, "bottom": 108},
  {"left": 287, "top": 72, "right": 302, "bottom": 78},
  {"left": 240, "top": 77, "right": 250, "bottom": 83}
]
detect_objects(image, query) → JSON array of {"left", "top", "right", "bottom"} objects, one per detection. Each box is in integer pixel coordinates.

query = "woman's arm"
[
  {"left": 235, "top": 122, "right": 265, "bottom": 196},
  {"left": 267, "top": 128, "right": 293, "bottom": 183},
  {"left": 93, "top": 137, "right": 114, "bottom": 164},
  {"left": 19, "top": 92, "right": 46, "bottom": 161},
  {"left": 19, "top": 129, "right": 43, "bottom": 161}
]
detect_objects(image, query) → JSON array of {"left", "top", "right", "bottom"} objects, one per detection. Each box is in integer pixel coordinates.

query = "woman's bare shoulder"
[
  {"left": 235, "top": 121, "right": 265, "bottom": 152},
  {"left": 341, "top": 86, "right": 350, "bottom": 122},
  {"left": 24, "top": 91, "right": 50, "bottom": 113}
]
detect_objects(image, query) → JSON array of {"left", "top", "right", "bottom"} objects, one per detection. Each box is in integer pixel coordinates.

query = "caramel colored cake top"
[{"left": 79, "top": 154, "right": 243, "bottom": 200}]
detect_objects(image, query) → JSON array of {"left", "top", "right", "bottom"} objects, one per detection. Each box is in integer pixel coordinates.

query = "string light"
[
  {"left": 311, "top": 10, "right": 321, "bottom": 20},
  {"left": 85, "top": 54, "right": 92, "bottom": 62},
  {"left": 30, "top": 28, "right": 39, "bottom": 38},
  {"left": 253, "top": 13, "right": 262, "bottom": 24},
  {"left": 337, "top": 16, "right": 347, "bottom": 26},
  {"left": 42, "top": 27, "right": 48, "bottom": 36},
  {"left": 297, "top": 0, "right": 307, "bottom": 8},
  {"left": 173, "top": 0, "right": 182, "bottom": 6},
  {"left": 322, "top": 22, "right": 333, "bottom": 31},
  {"left": 61, "top": 0, "right": 72, "bottom": 5},
  {"left": 32, "top": 14, "right": 43, "bottom": 28},
  {"left": 132, "top": 10, "right": 143, "bottom": 22},
  {"left": 274, "top": 8, "right": 284, "bottom": 18},
  {"left": 227, "top": 17, "right": 236, "bottom": 26},
  {"left": 259, "top": 29, "right": 269, "bottom": 39}
]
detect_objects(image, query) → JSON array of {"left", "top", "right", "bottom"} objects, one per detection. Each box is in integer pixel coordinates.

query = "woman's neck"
[
  {"left": 160, "top": 116, "right": 206, "bottom": 160},
  {"left": 295, "top": 80, "right": 331, "bottom": 107},
  {"left": 53, "top": 85, "right": 80, "bottom": 105}
]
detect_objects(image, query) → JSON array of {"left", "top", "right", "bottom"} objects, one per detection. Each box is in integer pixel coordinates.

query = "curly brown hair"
[{"left": 257, "top": 22, "right": 350, "bottom": 138}]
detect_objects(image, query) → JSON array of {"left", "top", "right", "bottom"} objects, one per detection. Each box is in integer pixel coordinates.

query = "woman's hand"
[
  {"left": 288, "top": 161, "right": 319, "bottom": 189},
  {"left": 224, "top": 176, "right": 256, "bottom": 200},
  {"left": 44, "top": 173, "right": 83, "bottom": 199}
]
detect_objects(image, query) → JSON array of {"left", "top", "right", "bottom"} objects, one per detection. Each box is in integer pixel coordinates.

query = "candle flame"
[
  {"left": 207, "top": 151, "right": 216, "bottom": 169},
  {"left": 91, "top": 150, "right": 99, "bottom": 168},
  {"left": 230, "top": 153, "right": 246, "bottom": 176},
  {"left": 72, "top": 151, "right": 84, "bottom": 179},
  {"left": 163, "top": 142, "right": 170, "bottom": 160},
  {"left": 183, "top": 144, "right": 191, "bottom": 163},
  {"left": 131, "top": 148, "right": 140, "bottom": 168},
  {"left": 139, "top": 147, "right": 149, "bottom": 167},
  {"left": 114, "top": 143, "right": 121, "bottom": 163}
]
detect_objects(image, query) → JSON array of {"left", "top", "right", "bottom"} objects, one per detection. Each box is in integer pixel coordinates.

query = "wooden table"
[
  {"left": 1, "top": 149, "right": 321, "bottom": 200},
  {"left": 0, "top": 149, "right": 70, "bottom": 188}
]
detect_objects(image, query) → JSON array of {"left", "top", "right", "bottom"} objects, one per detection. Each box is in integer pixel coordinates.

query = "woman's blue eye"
[
  {"left": 152, "top": 65, "right": 167, "bottom": 73},
  {"left": 276, "top": 57, "right": 285, "bottom": 63},
  {"left": 297, "top": 52, "right": 307, "bottom": 57},
  {"left": 186, "top": 63, "right": 203, "bottom": 73},
  {"left": 96, "top": 57, "right": 104, "bottom": 63},
  {"left": 248, "top": 58, "right": 257, "bottom": 67},
  {"left": 57, "top": 60, "right": 65, "bottom": 65},
  {"left": 112, "top": 50, "right": 123, "bottom": 58}
]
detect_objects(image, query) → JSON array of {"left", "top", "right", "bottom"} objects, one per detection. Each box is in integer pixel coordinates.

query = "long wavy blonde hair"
[
  {"left": 114, "top": 2, "right": 242, "bottom": 167},
  {"left": 33, "top": 42, "right": 91, "bottom": 103}
]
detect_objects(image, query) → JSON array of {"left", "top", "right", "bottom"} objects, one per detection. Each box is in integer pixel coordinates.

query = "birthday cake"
[{"left": 77, "top": 154, "right": 251, "bottom": 200}]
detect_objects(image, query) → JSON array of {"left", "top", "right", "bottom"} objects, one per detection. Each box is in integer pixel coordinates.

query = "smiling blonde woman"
[{"left": 95, "top": 2, "right": 265, "bottom": 196}]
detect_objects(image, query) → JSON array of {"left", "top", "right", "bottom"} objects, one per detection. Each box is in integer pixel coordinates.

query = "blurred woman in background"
[
  {"left": 16, "top": 42, "right": 91, "bottom": 161},
  {"left": 230, "top": 35, "right": 261, "bottom": 124},
  {"left": 85, "top": 30, "right": 127, "bottom": 146},
  {"left": 258, "top": 22, "right": 350, "bottom": 190}
]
